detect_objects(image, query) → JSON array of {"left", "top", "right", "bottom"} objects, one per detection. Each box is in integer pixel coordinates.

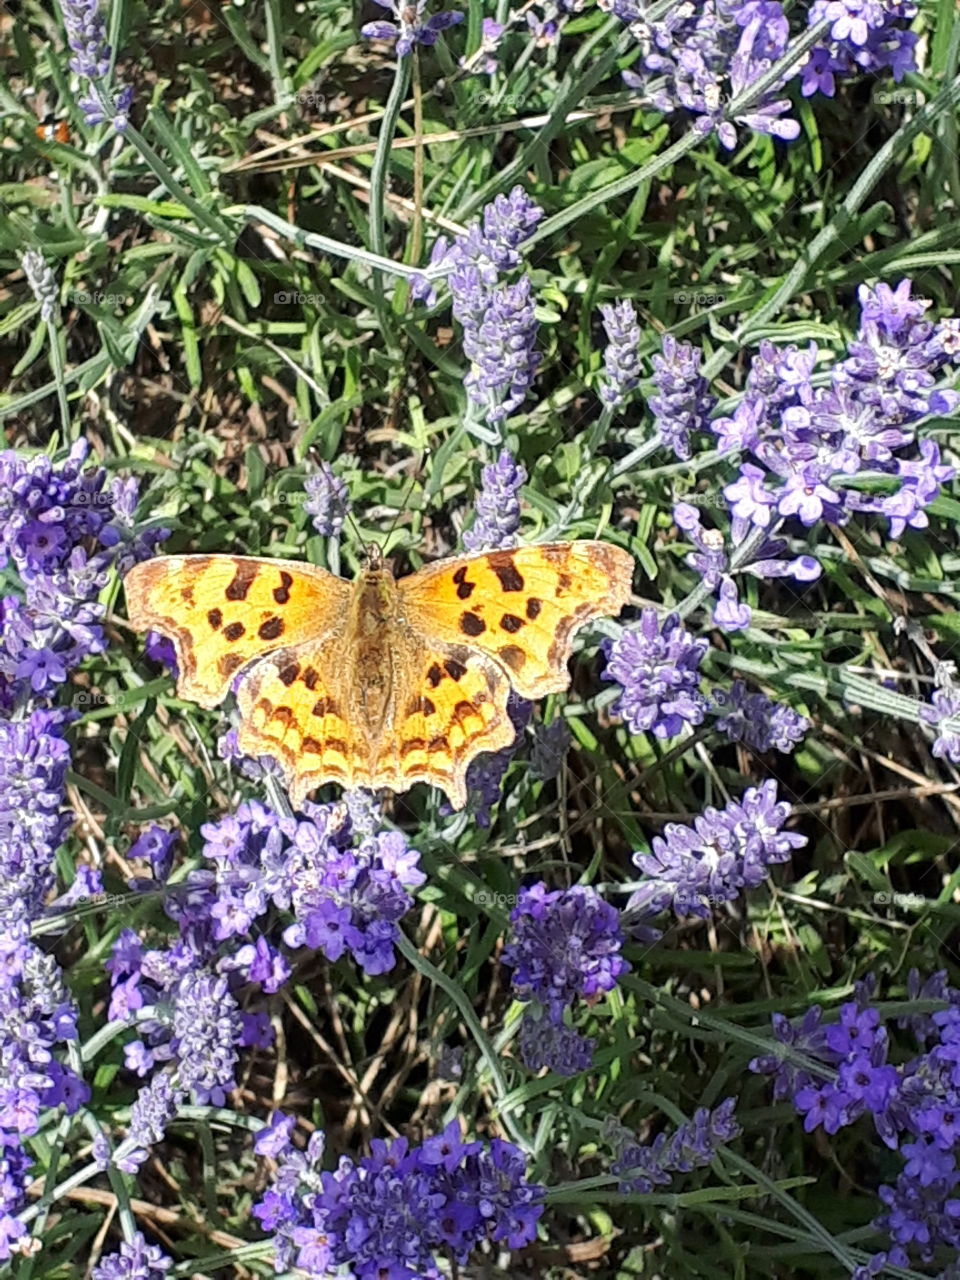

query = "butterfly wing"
[
  {"left": 124, "top": 555, "right": 350, "bottom": 708},
  {"left": 397, "top": 541, "right": 634, "bottom": 699},
  {"left": 232, "top": 632, "right": 516, "bottom": 810}
]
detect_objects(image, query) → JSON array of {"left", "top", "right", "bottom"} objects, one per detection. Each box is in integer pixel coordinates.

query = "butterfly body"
[{"left": 125, "top": 541, "right": 634, "bottom": 809}]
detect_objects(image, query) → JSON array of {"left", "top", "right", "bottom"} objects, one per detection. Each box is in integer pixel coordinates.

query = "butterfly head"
[{"left": 362, "top": 542, "right": 385, "bottom": 572}]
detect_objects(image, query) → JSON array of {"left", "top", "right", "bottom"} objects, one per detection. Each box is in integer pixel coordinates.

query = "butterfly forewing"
[
  {"left": 397, "top": 541, "right": 635, "bottom": 699},
  {"left": 124, "top": 555, "right": 350, "bottom": 708}
]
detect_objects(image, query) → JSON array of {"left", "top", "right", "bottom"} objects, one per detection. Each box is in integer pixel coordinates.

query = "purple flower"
[
  {"left": 599, "top": 299, "right": 641, "bottom": 406},
  {"left": 21, "top": 251, "right": 58, "bottom": 322},
  {"left": 90, "top": 1231, "right": 172, "bottom": 1280},
  {"left": 303, "top": 462, "right": 350, "bottom": 538},
  {"left": 648, "top": 336, "right": 716, "bottom": 460},
  {"left": 518, "top": 1010, "right": 594, "bottom": 1076},
  {"left": 463, "top": 275, "right": 541, "bottom": 423},
  {"left": 501, "top": 883, "right": 629, "bottom": 1023},
  {"left": 412, "top": 188, "right": 543, "bottom": 425},
  {"left": 113, "top": 1071, "right": 184, "bottom": 1174},
  {"left": 254, "top": 1124, "right": 543, "bottom": 1276},
  {"left": 630, "top": 780, "right": 806, "bottom": 919},
  {"left": 602, "top": 610, "right": 709, "bottom": 739},
  {"left": 921, "top": 684, "right": 960, "bottom": 763},
  {"left": 463, "top": 449, "right": 526, "bottom": 552},
  {"left": 605, "top": 1098, "right": 741, "bottom": 1194},
  {"left": 710, "top": 680, "right": 809, "bottom": 753},
  {"left": 128, "top": 826, "right": 177, "bottom": 882},
  {"left": 60, "top": 0, "right": 133, "bottom": 131},
  {"left": 0, "top": 710, "right": 71, "bottom": 919},
  {"left": 361, "top": 0, "right": 464, "bottom": 57},
  {"left": 613, "top": 1, "right": 799, "bottom": 149}
]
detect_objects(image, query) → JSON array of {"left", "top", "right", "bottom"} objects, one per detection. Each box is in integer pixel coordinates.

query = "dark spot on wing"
[
  {"left": 427, "top": 663, "right": 443, "bottom": 688},
  {"left": 223, "top": 621, "right": 245, "bottom": 642},
  {"left": 219, "top": 653, "right": 244, "bottom": 678},
  {"left": 325, "top": 737, "right": 348, "bottom": 755},
  {"left": 279, "top": 661, "right": 300, "bottom": 687},
  {"left": 422, "top": 696, "right": 436, "bottom": 717},
  {"left": 526, "top": 597, "right": 542, "bottom": 620},
  {"left": 302, "top": 736, "right": 322, "bottom": 755},
  {"left": 312, "top": 697, "right": 331, "bottom": 718},
  {"left": 460, "top": 611, "right": 486, "bottom": 637},
  {"left": 401, "top": 737, "right": 427, "bottom": 757},
  {"left": 501, "top": 613, "right": 523, "bottom": 633},
  {"left": 258, "top": 616, "right": 284, "bottom": 641},
  {"left": 500, "top": 645, "right": 526, "bottom": 672},
  {"left": 225, "top": 561, "right": 257, "bottom": 601},
  {"left": 557, "top": 572, "right": 573, "bottom": 596},
  {"left": 303, "top": 667, "right": 319, "bottom": 690},
  {"left": 428, "top": 735, "right": 446, "bottom": 752},
  {"left": 207, "top": 608, "right": 223, "bottom": 630},
  {"left": 273, "top": 571, "right": 293, "bottom": 604},
  {"left": 452, "top": 565, "right": 475, "bottom": 600},
  {"left": 489, "top": 556, "right": 524, "bottom": 592},
  {"left": 271, "top": 705, "right": 295, "bottom": 727},
  {"left": 180, "top": 585, "right": 195, "bottom": 604},
  {"left": 444, "top": 658, "right": 467, "bottom": 682},
  {"left": 453, "top": 700, "right": 477, "bottom": 725}
]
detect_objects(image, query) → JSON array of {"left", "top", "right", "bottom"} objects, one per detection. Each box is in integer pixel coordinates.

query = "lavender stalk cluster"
[
  {"left": 751, "top": 971, "right": 960, "bottom": 1275},
  {"left": 414, "top": 187, "right": 544, "bottom": 425},
  {"left": 599, "top": 298, "right": 642, "bottom": 407},
  {"left": 716, "top": 282, "right": 960, "bottom": 542},
  {"left": 463, "top": 448, "right": 527, "bottom": 552},
  {"left": 61, "top": 0, "right": 133, "bottom": 131},
  {"left": 253, "top": 1116, "right": 543, "bottom": 1277},
  {"left": 502, "top": 883, "right": 630, "bottom": 1076},
  {"left": 105, "top": 799, "right": 423, "bottom": 1175},
  {"left": 649, "top": 334, "right": 716, "bottom": 460},
  {"left": 604, "top": 1097, "right": 741, "bottom": 1193},
  {"left": 0, "top": 441, "right": 168, "bottom": 1259},
  {"left": 627, "top": 779, "right": 807, "bottom": 922},
  {"left": 0, "top": 439, "right": 168, "bottom": 706},
  {"left": 612, "top": 0, "right": 917, "bottom": 150},
  {"left": 303, "top": 461, "right": 350, "bottom": 539},
  {"left": 361, "top": 0, "right": 463, "bottom": 57}
]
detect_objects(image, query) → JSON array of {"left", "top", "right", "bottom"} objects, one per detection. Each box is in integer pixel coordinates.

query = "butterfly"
[
  {"left": 34, "top": 116, "right": 71, "bottom": 145},
  {"left": 124, "top": 540, "right": 635, "bottom": 810}
]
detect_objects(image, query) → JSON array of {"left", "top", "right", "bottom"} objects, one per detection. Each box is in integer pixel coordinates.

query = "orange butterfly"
[{"left": 124, "top": 541, "right": 634, "bottom": 809}]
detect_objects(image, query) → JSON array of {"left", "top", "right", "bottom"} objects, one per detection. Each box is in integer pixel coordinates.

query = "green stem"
[
  {"left": 395, "top": 933, "right": 530, "bottom": 1151},
  {"left": 240, "top": 205, "right": 428, "bottom": 280},
  {"left": 46, "top": 317, "right": 71, "bottom": 439},
  {"left": 369, "top": 57, "right": 413, "bottom": 348},
  {"left": 124, "top": 122, "right": 230, "bottom": 241}
]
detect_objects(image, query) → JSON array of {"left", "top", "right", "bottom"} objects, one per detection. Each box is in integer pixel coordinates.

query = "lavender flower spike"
[
  {"left": 463, "top": 275, "right": 541, "bottom": 423},
  {"left": 463, "top": 449, "right": 527, "bottom": 552},
  {"left": 648, "top": 335, "right": 716, "bottom": 461},
  {"left": 60, "top": 0, "right": 132, "bottom": 131},
  {"left": 599, "top": 299, "right": 641, "bottom": 407},
  {"left": 303, "top": 462, "right": 350, "bottom": 538},
  {"left": 362, "top": 1, "right": 464, "bottom": 57},
  {"left": 21, "top": 251, "right": 58, "bottom": 322}
]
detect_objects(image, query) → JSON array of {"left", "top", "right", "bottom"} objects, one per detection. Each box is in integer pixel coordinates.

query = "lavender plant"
[{"left": 4, "top": 0, "right": 960, "bottom": 1276}]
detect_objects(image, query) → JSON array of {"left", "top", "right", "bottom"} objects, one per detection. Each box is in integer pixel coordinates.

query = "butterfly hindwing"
[
  {"left": 397, "top": 541, "right": 634, "bottom": 699},
  {"left": 124, "top": 555, "right": 350, "bottom": 708}
]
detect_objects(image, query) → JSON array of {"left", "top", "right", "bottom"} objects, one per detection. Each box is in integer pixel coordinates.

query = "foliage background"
[{"left": 4, "top": 0, "right": 960, "bottom": 1276}]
